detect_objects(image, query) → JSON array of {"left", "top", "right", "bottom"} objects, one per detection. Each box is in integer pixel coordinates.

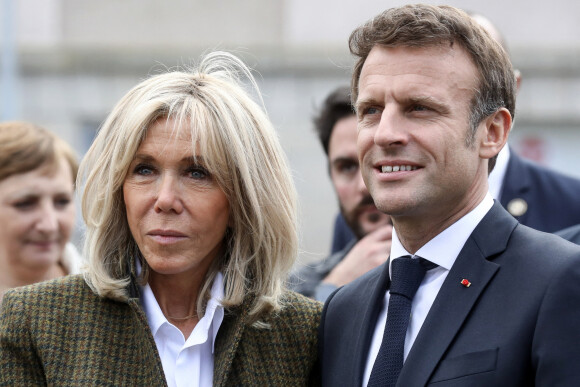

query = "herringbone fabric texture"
[{"left": 367, "top": 256, "right": 430, "bottom": 387}]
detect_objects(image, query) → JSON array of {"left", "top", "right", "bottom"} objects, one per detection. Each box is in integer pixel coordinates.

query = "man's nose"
[{"left": 374, "top": 109, "right": 408, "bottom": 147}]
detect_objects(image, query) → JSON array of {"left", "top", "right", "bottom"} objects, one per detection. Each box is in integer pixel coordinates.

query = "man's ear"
[{"left": 479, "top": 107, "right": 511, "bottom": 160}]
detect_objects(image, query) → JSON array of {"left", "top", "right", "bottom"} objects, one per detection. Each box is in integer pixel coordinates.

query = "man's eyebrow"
[
  {"left": 354, "top": 97, "right": 378, "bottom": 112},
  {"left": 355, "top": 98, "right": 383, "bottom": 120},
  {"left": 407, "top": 95, "right": 450, "bottom": 113}
]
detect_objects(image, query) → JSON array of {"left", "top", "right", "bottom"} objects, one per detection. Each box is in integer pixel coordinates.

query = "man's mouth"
[{"left": 381, "top": 165, "right": 418, "bottom": 173}]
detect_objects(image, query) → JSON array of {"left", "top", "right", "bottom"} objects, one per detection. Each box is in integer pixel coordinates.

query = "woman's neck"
[
  {"left": 0, "top": 261, "right": 67, "bottom": 299},
  {"left": 148, "top": 273, "right": 205, "bottom": 338}
]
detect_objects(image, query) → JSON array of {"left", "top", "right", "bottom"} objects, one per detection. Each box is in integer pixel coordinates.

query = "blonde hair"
[
  {"left": 0, "top": 121, "right": 78, "bottom": 184},
  {"left": 79, "top": 52, "right": 298, "bottom": 323}
]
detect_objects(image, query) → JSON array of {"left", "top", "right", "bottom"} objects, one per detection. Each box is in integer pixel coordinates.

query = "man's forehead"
[{"left": 357, "top": 44, "right": 478, "bottom": 103}]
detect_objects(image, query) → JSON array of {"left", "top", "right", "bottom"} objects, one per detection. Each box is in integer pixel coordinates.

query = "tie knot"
[{"left": 390, "top": 256, "right": 430, "bottom": 300}]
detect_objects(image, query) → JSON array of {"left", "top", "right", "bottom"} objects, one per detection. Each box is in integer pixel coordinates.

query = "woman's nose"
[
  {"left": 35, "top": 203, "right": 59, "bottom": 233},
  {"left": 154, "top": 175, "right": 184, "bottom": 214}
]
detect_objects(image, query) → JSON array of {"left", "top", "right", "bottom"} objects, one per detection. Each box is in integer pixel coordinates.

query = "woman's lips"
[{"left": 147, "top": 229, "right": 187, "bottom": 244}]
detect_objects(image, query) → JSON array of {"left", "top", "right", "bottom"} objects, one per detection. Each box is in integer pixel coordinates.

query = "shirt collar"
[
  {"left": 199, "top": 273, "right": 225, "bottom": 353},
  {"left": 488, "top": 145, "right": 510, "bottom": 201},
  {"left": 390, "top": 193, "right": 494, "bottom": 272},
  {"left": 140, "top": 267, "right": 225, "bottom": 354}
]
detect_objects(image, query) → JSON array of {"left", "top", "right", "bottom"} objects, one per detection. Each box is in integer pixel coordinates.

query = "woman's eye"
[
  {"left": 13, "top": 199, "right": 36, "bottom": 210},
  {"left": 54, "top": 197, "right": 72, "bottom": 209},
  {"left": 188, "top": 167, "right": 209, "bottom": 180},
  {"left": 134, "top": 164, "right": 154, "bottom": 175}
]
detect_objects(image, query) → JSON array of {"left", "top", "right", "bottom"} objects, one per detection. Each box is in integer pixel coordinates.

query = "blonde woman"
[
  {"left": 0, "top": 121, "right": 80, "bottom": 305},
  {"left": 0, "top": 52, "right": 321, "bottom": 386}
]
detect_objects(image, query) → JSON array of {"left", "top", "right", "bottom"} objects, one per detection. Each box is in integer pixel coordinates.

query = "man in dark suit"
[
  {"left": 474, "top": 13, "right": 580, "bottom": 234},
  {"left": 318, "top": 4, "right": 580, "bottom": 386}
]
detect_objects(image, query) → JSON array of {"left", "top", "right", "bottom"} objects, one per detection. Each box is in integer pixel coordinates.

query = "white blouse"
[{"left": 141, "top": 272, "right": 225, "bottom": 387}]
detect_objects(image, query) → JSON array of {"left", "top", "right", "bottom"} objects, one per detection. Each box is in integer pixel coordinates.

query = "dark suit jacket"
[
  {"left": 319, "top": 202, "right": 580, "bottom": 386},
  {"left": 0, "top": 275, "right": 322, "bottom": 386},
  {"left": 556, "top": 223, "right": 580, "bottom": 245},
  {"left": 500, "top": 150, "right": 580, "bottom": 233}
]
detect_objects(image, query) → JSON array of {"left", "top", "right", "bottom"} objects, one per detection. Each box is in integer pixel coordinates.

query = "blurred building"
[{"left": 2, "top": 0, "right": 580, "bottom": 261}]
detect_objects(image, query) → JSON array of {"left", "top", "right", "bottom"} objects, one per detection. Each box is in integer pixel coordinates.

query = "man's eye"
[
  {"left": 336, "top": 162, "right": 358, "bottom": 176},
  {"left": 411, "top": 105, "right": 429, "bottom": 112}
]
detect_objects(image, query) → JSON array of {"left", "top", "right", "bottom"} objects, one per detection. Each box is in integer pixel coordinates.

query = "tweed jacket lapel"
[
  {"left": 126, "top": 296, "right": 169, "bottom": 383},
  {"left": 213, "top": 302, "right": 249, "bottom": 386},
  {"left": 397, "top": 202, "right": 515, "bottom": 386}
]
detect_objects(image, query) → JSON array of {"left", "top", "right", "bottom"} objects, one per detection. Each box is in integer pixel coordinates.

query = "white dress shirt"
[
  {"left": 488, "top": 145, "right": 510, "bottom": 201},
  {"left": 141, "top": 272, "right": 225, "bottom": 387},
  {"left": 363, "top": 194, "right": 494, "bottom": 386}
]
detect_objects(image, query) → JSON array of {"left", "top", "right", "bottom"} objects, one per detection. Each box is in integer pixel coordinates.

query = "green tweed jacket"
[{"left": 0, "top": 275, "right": 322, "bottom": 386}]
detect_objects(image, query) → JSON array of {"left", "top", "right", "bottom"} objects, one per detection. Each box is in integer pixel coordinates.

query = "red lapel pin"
[{"left": 460, "top": 279, "right": 471, "bottom": 288}]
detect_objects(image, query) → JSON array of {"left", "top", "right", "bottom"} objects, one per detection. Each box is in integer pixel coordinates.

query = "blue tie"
[{"left": 367, "top": 256, "right": 434, "bottom": 387}]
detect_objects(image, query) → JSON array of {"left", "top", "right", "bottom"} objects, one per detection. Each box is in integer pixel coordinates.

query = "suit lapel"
[
  {"left": 348, "top": 260, "right": 391, "bottom": 385},
  {"left": 397, "top": 202, "right": 517, "bottom": 386}
]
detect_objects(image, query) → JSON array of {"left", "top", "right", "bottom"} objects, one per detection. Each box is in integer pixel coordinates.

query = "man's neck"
[{"left": 393, "top": 191, "right": 488, "bottom": 254}]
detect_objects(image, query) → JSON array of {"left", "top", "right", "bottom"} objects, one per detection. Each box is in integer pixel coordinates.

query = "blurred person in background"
[
  {"left": 0, "top": 52, "right": 321, "bottom": 386},
  {"left": 471, "top": 13, "right": 580, "bottom": 234},
  {"left": 473, "top": 13, "right": 580, "bottom": 247},
  {"left": 290, "top": 86, "right": 392, "bottom": 302},
  {"left": 0, "top": 121, "right": 80, "bottom": 305}
]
